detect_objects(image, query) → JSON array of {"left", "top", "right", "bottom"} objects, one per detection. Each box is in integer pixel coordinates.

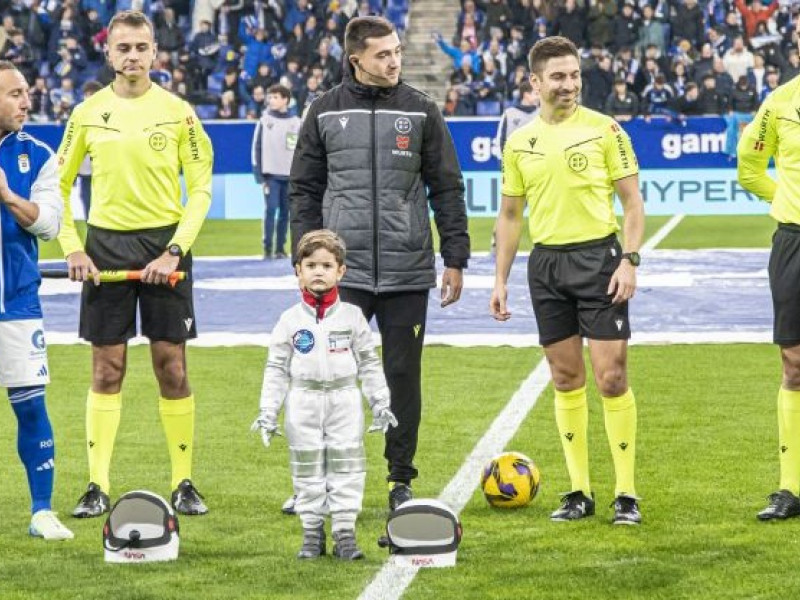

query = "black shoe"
[
  {"left": 263, "top": 250, "right": 272, "bottom": 260},
  {"left": 389, "top": 483, "right": 413, "bottom": 511},
  {"left": 297, "top": 526, "right": 326, "bottom": 559},
  {"left": 757, "top": 489, "right": 800, "bottom": 521},
  {"left": 72, "top": 482, "right": 110, "bottom": 518},
  {"left": 274, "top": 251, "right": 288, "bottom": 259},
  {"left": 281, "top": 494, "right": 297, "bottom": 515},
  {"left": 333, "top": 529, "right": 365, "bottom": 560},
  {"left": 612, "top": 495, "right": 641, "bottom": 525},
  {"left": 171, "top": 479, "right": 209, "bottom": 515},
  {"left": 550, "top": 490, "right": 595, "bottom": 521}
]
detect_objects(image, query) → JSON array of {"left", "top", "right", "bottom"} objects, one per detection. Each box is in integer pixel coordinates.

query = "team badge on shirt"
[
  {"left": 18, "top": 153, "right": 29, "bottom": 173},
  {"left": 293, "top": 329, "right": 315, "bottom": 354},
  {"left": 327, "top": 330, "right": 352, "bottom": 353},
  {"left": 394, "top": 117, "right": 412, "bottom": 134},
  {"left": 149, "top": 132, "right": 167, "bottom": 151},
  {"left": 567, "top": 152, "right": 588, "bottom": 172}
]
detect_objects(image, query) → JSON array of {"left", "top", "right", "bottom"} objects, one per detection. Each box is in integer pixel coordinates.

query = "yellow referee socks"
[
  {"left": 160, "top": 395, "right": 195, "bottom": 490},
  {"left": 86, "top": 390, "right": 122, "bottom": 494},
  {"left": 554, "top": 386, "right": 591, "bottom": 496},
  {"left": 778, "top": 387, "right": 800, "bottom": 496},
  {"left": 602, "top": 389, "right": 637, "bottom": 498}
]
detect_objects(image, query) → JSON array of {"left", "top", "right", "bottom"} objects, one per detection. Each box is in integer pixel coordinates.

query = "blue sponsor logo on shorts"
[
  {"left": 31, "top": 329, "right": 46, "bottom": 350},
  {"left": 293, "top": 329, "right": 315, "bottom": 354}
]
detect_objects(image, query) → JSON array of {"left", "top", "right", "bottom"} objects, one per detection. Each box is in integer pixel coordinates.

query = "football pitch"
[{"left": 2, "top": 216, "right": 798, "bottom": 600}]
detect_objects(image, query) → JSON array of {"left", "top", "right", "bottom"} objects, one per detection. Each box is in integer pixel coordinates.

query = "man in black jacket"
[{"left": 290, "top": 16, "right": 470, "bottom": 512}]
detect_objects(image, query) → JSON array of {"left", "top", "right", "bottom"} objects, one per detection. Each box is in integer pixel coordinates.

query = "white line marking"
[
  {"left": 357, "top": 359, "right": 552, "bottom": 600},
  {"left": 641, "top": 214, "right": 684, "bottom": 252}
]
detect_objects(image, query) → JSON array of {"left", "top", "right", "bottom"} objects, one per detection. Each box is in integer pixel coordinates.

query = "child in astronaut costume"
[{"left": 252, "top": 230, "right": 397, "bottom": 560}]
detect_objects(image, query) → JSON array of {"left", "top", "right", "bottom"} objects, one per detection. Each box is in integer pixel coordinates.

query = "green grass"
[
  {"left": 1, "top": 344, "right": 797, "bottom": 599},
  {"left": 40, "top": 215, "right": 677, "bottom": 260},
  {"left": 657, "top": 215, "right": 774, "bottom": 249}
]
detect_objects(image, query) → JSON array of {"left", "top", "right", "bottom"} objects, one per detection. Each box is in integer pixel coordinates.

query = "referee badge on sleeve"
[{"left": 18, "top": 153, "right": 29, "bottom": 173}]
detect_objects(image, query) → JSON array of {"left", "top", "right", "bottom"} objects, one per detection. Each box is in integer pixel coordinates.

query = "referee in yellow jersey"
[
  {"left": 738, "top": 18, "right": 800, "bottom": 521},
  {"left": 490, "top": 36, "right": 645, "bottom": 525},
  {"left": 57, "top": 11, "right": 213, "bottom": 517}
]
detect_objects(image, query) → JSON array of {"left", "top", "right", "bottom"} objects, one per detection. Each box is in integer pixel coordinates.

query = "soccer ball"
[{"left": 480, "top": 451, "right": 540, "bottom": 509}]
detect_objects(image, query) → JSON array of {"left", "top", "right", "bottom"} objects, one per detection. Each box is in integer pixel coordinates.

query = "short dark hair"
[
  {"left": 295, "top": 230, "right": 346, "bottom": 267},
  {"left": 267, "top": 84, "right": 291, "bottom": 99},
  {"left": 344, "top": 16, "right": 395, "bottom": 57},
  {"left": 518, "top": 79, "right": 533, "bottom": 95},
  {"left": 528, "top": 36, "right": 579, "bottom": 76},
  {"left": 108, "top": 10, "right": 154, "bottom": 38}
]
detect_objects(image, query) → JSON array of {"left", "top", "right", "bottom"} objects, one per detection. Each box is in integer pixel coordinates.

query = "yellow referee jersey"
[
  {"left": 738, "top": 75, "right": 800, "bottom": 225},
  {"left": 57, "top": 84, "right": 213, "bottom": 257},
  {"left": 502, "top": 106, "right": 639, "bottom": 245}
]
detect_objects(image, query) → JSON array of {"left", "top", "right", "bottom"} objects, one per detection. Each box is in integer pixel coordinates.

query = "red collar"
[{"left": 302, "top": 287, "right": 339, "bottom": 321}]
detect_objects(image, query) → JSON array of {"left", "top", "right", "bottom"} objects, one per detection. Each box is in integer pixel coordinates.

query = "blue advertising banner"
[{"left": 28, "top": 115, "right": 754, "bottom": 218}]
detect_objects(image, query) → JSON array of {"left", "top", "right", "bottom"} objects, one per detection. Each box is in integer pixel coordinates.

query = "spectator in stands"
[
  {"left": 761, "top": 65, "right": 780, "bottom": 101},
  {"left": 84, "top": 8, "right": 106, "bottom": 62},
  {"left": 50, "top": 76, "right": 76, "bottom": 123},
  {"left": 170, "top": 66, "right": 191, "bottom": 100},
  {"left": 443, "top": 84, "right": 476, "bottom": 116},
  {"left": 674, "top": 81, "right": 703, "bottom": 118},
  {"left": 297, "top": 74, "right": 324, "bottom": 111},
  {"left": 29, "top": 74, "right": 52, "bottom": 122},
  {"left": 720, "top": 10, "right": 745, "bottom": 43},
  {"left": 587, "top": 0, "right": 616, "bottom": 48},
  {"left": 531, "top": 16, "right": 550, "bottom": 45},
  {"left": 47, "top": 6, "right": 83, "bottom": 67},
  {"left": 707, "top": 25, "right": 731, "bottom": 58},
  {"left": 249, "top": 61, "right": 276, "bottom": 96},
  {"left": 779, "top": 48, "right": 800, "bottom": 82},
  {"left": 506, "top": 63, "right": 528, "bottom": 101},
  {"left": 531, "top": 0, "right": 558, "bottom": 24},
  {"left": 725, "top": 75, "right": 759, "bottom": 158},
  {"left": 724, "top": 35, "right": 756, "bottom": 82},
  {"left": 190, "top": 19, "right": 219, "bottom": 89},
  {"left": 669, "top": 60, "right": 691, "bottom": 97},
  {"left": 748, "top": 51, "right": 769, "bottom": 96},
  {"left": 505, "top": 25, "right": 529, "bottom": 69},
  {"left": 458, "top": 0, "right": 486, "bottom": 41},
  {"left": 583, "top": 52, "right": 613, "bottom": 111},
  {"left": 287, "top": 22, "right": 313, "bottom": 68},
  {"left": 496, "top": 79, "right": 539, "bottom": 149},
  {"left": 192, "top": 0, "right": 224, "bottom": 36},
  {"left": 433, "top": 32, "right": 481, "bottom": 74},
  {"left": 735, "top": 0, "right": 779, "bottom": 40},
  {"left": 636, "top": 5, "right": 667, "bottom": 56},
  {"left": 604, "top": 76, "right": 639, "bottom": 121},
  {"left": 482, "top": 37, "right": 508, "bottom": 77},
  {"left": 508, "top": 0, "right": 534, "bottom": 35},
  {"left": 693, "top": 43, "right": 716, "bottom": 82},
  {"left": 151, "top": 50, "right": 173, "bottom": 87},
  {"left": 314, "top": 38, "right": 343, "bottom": 87},
  {"left": 614, "top": 46, "right": 639, "bottom": 85},
  {"left": 4, "top": 28, "right": 34, "bottom": 84},
  {"left": 553, "top": 0, "right": 587, "bottom": 48},
  {"left": 304, "top": 14, "right": 324, "bottom": 51},
  {"left": 611, "top": 1, "right": 639, "bottom": 53},
  {"left": 285, "top": 0, "right": 314, "bottom": 33},
  {"left": 642, "top": 73, "right": 676, "bottom": 117},
  {"left": 283, "top": 56, "right": 307, "bottom": 96},
  {"left": 633, "top": 56, "right": 661, "bottom": 96},
  {"left": 712, "top": 55, "right": 735, "bottom": 99},
  {"left": 156, "top": 7, "right": 186, "bottom": 57},
  {"left": 670, "top": 0, "right": 704, "bottom": 49},
  {"left": 485, "top": 0, "right": 513, "bottom": 39},
  {"left": 10, "top": 0, "right": 46, "bottom": 54},
  {"left": 477, "top": 55, "right": 506, "bottom": 100},
  {"left": 217, "top": 89, "right": 238, "bottom": 118},
  {"left": 451, "top": 53, "right": 477, "bottom": 87},
  {"left": 247, "top": 84, "right": 266, "bottom": 118}
]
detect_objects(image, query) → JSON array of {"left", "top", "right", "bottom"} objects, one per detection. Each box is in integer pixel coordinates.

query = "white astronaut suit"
[{"left": 259, "top": 294, "right": 391, "bottom": 531}]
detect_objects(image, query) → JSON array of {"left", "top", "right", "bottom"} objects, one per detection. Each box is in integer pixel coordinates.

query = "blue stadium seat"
[
  {"left": 386, "top": 6, "right": 408, "bottom": 32},
  {"left": 476, "top": 100, "right": 502, "bottom": 116},
  {"left": 195, "top": 104, "right": 218, "bottom": 120},
  {"left": 207, "top": 73, "right": 224, "bottom": 97}
]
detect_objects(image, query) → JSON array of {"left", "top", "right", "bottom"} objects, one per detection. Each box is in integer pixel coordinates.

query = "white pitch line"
[
  {"left": 641, "top": 214, "right": 684, "bottom": 252},
  {"left": 357, "top": 358, "right": 552, "bottom": 600}
]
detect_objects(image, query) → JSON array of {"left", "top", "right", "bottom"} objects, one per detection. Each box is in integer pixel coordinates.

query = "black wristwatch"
[
  {"left": 167, "top": 244, "right": 183, "bottom": 258},
  {"left": 621, "top": 251, "right": 641, "bottom": 267}
]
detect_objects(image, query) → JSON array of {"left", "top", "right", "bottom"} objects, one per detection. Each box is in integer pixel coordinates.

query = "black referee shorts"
[
  {"left": 527, "top": 234, "right": 630, "bottom": 346},
  {"left": 770, "top": 223, "right": 800, "bottom": 346},
  {"left": 80, "top": 224, "right": 196, "bottom": 345}
]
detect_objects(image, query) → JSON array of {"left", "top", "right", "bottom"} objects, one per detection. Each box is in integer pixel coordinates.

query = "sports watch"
[
  {"left": 621, "top": 252, "right": 641, "bottom": 267},
  {"left": 167, "top": 244, "right": 183, "bottom": 258}
]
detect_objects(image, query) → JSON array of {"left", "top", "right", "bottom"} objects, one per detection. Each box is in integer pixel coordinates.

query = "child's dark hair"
[{"left": 295, "top": 230, "right": 346, "bottom": 266}]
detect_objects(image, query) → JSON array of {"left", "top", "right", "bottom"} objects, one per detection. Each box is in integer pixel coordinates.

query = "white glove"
[
  {"left": 250, "top": 412, "right": 282, "bottom": 447},
  {"left": 368, "top": 404, "right": 398, "bottom": 434}
]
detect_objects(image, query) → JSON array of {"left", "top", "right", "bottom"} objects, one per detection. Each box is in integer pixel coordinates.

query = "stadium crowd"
[
  {"left": 6, "top": 0, "right": 407, "bottom": 122},
  {"left": 439, "top": 0, "right": 800, "bottom": 131}
]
